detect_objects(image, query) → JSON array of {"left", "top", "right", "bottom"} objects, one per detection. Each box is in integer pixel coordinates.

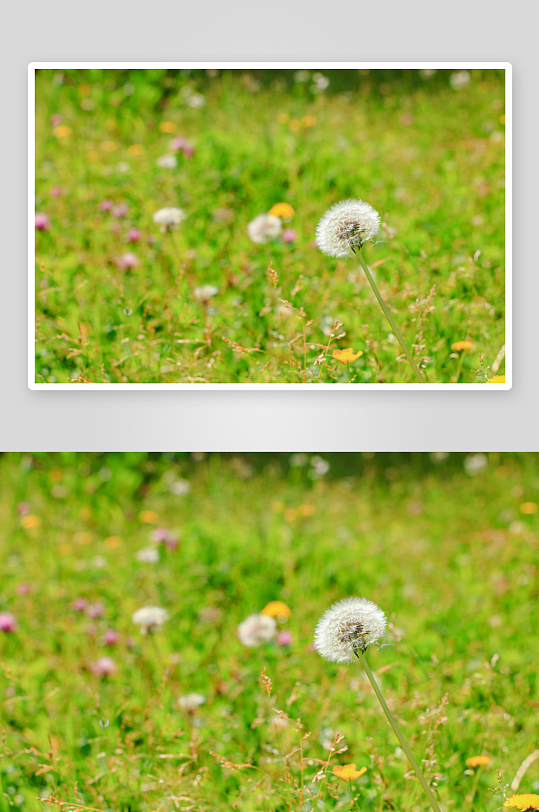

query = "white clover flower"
[
  {"left": 247, "top": 214, "right": 282, "bottom": 244},
  {"left": 316, "top": 199, "right": 381, "bottom": 258},
  {"left": 178, "top": 693, "right": 206, "bottom": 711},
  {"left": 237, "top": 613, "right": 277, "bottom": 647},
  {"left": 136, "top": 547, "right": 160, "bottom": 563},
  {"left": 153, "top": 207, "right": 186, "bottom": 232},
  {"left": 132, "top": 606, "right": 169, "bottom": 633},
  {"left": 314, "top": 597, "right": 387, "bottom": 663},
  {"left": 156, "top": 154, "right": 177, "bottom": 169},
  {"left": 193, "top": 285, "right": 219, "bottom": 302}
]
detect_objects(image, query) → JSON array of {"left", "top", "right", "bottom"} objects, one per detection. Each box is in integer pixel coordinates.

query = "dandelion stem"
[
  {"left": 355, "top": 649, "right": 441, "bottom": 812},
  {"left": 354, "top": 248, "right": 425, "bottom": 383}
]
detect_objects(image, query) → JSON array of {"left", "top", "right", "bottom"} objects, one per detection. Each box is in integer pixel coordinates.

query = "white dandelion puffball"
[
  {"left": 237, "top": 613, "right": 277, "bottom": 647},
  {"left": 156, "top": 154, "right": 178, "bottom": 169},
  {"left": 136, "top": 547, "right": 160, "bottom": 563},
  {"left": 314, "top": 597, "right": 387, "bottom": 663},
  {"left": 247, "top": 213, "right": 282, "bottom": 244},
  {"left": 316, "top": 199, "right": 381, "bottom": 258},
  {"left": 153, "top": 207, "right": 186, "bottom": 232},
  {"left": 178, "top": 693, "right": 206, "bottom": 711},
  {"left": 132, "top": 606, "right": 169, "bottom": 633}
]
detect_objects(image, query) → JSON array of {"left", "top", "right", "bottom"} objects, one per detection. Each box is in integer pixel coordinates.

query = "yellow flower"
[
  {"left": 284, "top": 508, "right": 297, "bottom": 522},
  {"left": 159, "top": 121, "right": 176, "bottom": 133},
  {"left": 451, "top": 340, "right": 474, "bottom": 351},
  {"left": 139, "top": 510, "right": 159, "bottom": 524},
  {"left": 268, "top": 202, "right": 295, "bottom": 219},
  {"left": 261, "top": 601, "right": 291, "bottom": 618},
  {"left": 298, "top": 504, "right": 315, "bottom": 517},
  {"left": 520, "top": 502, "right": 538, "bottom": 515},
  {"left": 332, "top": 348, "right": 363, "bottom": 364},
  {"left": 488, "top": 375, "right": 505, "bottom": 383},
  {"left": 466, "top": 756, "right": 490, "bottom": 767},
  {"left": 289, "top": 119, "right": 301, "bottom": 132},
  {"left": 504, "top": 795, "right": 539, "bottom": 810},
  {"left": 302, "top": 115, "right": 316, "bottom": 127},
  {"left": 53, "top": 125, "right": 72, "bottom": 138},
  {"left": 100, "top": 141, "right": 117, "bottom": 152},
  {"left": 127, "top": 144, "right": 144, "bottom": 156},
  {"left": 105, "top": 535, "right": 123, "bottom": 549},
  {"left": 332, "top": 764, "right": 367, "bottom": 781},
  {"left": 79, "top": 83, "right": 92, "bottom": 97},
  {"left": 21, "top": 515, "right": 42, "bottom": 529}
]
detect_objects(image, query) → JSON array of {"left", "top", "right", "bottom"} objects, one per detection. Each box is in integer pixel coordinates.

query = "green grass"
[
  {"left": 1, "top": 452, "right": 537, "bottom": 811},
  {"left": 34, "top": 68, "right": 506, "bottom": 384}
]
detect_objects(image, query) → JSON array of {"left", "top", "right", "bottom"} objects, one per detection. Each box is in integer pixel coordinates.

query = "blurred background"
[
  {"left": 34, "top": 68, "right": 506, "bottom": 383},
  {"left": 0, "top": 452, "right": 536, "bottom": 811}
]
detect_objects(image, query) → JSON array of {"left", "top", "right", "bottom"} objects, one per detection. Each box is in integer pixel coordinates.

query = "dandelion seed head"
[
  {"left": 132, "top": 605, "right": 169, "bottom": 633},
  {"left": 316, "top": 199, "right": 381, "bottom": 258},
  {"left": 247, "top": 213, "right": 282, "bottom": 244},
  {"left": 237, "top": 613, "right": 277, "bottom": 647},
  {"left": 314, "top": 597, "right": 387, "bottom": 663},
  {"left": 153, "top": 207, "right": 186, "bottom": 232}
]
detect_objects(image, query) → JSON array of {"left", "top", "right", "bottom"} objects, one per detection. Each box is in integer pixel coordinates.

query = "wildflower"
[
  {"left": 136, "top": 547, "right": 160, "bottom": 563},
  {"left": 156, "top": 154, "right": 177, "bottom": 169},
  {"left": 126, "top": 228, "right": 141, "bottom": 243},
  {"left": 451, "top": 340, "right": 474, "bottom": 351},
  {"left": 332, "top": 764, "right": 367, "bottom": 781},
  {"left": 50, "top": 113, "right": 62, "bottom": 126},
  {"left": 466, "top": 756, "right": 490, "bottom": 767},
  {"left": 488, "top": 375, "right": 506, "bottom": 383},
  {"left": 17, "top": 502, "right": 31, "bottom": 516},
  {"left": 153, "top": 207, "right": 186, "bottom": 232},
  {"left": 132, "top": 606, "right": 169, "bottom": 633},
  {"left": 520, "top": 502, "right": 538, "bottom": 514},
  {"left": 102, "top": 629, "right": 120, "bottom": 645},
  {"left": 464, "top": 453, "right": 488, "bottom": 476},
  {"left": 0, "top": 612, "right": 18, "bottom": 633},
  {"left": 268, "top": 202, "right": 295, "bottom": 219},
  {"left": 86, "top": 602, "right": 105, "bottom": 619},
  {"left": 139, "top": 510, "right": 159, "bottom": 523},
  {"left": 310, "top": 456, "right": 330, "bottom": 477},
  {"left": 316, "top": 199, "right": 381, "bottom": 258},
  {"left": 193, "top": 285, "right": 219, "bottom": 303},
  {"left": 277, "top": 630, "right": 292, "bottom": 646},
  {"left": 111, "top": 204, "right": 129, "bottom": 218},
  {"left": 116, "top": 252, "right": 139, "bottom": 270},
  {"left": 35, "top": 213, "right": 50, "bottom": 231},
  {"left": 314, "top": 597, "right": 387, "bottom": 663},
  {"left": 170, "top": 479, "right": 191, "bottom": 496},
  {"left": 247, "top": 213, "right": 282, "bottom": 244},
  {"left": 151, "top": 527, "right": 176, "bottom": 544},
  {"left": 127, "top": 144, "right": 144, "bottom": 156},
  {"left": 99, "top": 199, "right": 114, "bottom": 212},
  {"left": 237, "top": 613, "right": 277, "bottom": 647},
  {"left": 186, "top": 93, "right": 205, "bottom": 108},
  {"left": 90, "top": 657, "right": 116, "bottom": 677},
  {"left": 53, "top": 125, "right": 72, "bottom": 138},
  {"left": 504, "top": 796, "right": 539, "bottom": 810},
  {"left": 261, "top": 601, "right": 291, "bottom": 618},
  {"left": 72, "top": 597, "right": 88, "bottom": 612},
  {"left": 282, "top": 228, "right": 296, "bottom": 243},
  {"left": 16, "top": 583, "right": 32, "bottom": 595},
  {"left": 450, "top": 70, "right": 471, "bottom": 90},
  {"left": 159, "top": 121, "right": 176, "bottom": 133},
  {"left": 21, "top": 514, "right": 42, "bottom": 528},
  {"left": 178, "top": 693, "right": 206, "bottom": 711},
  {"left": 303, "top": 115, "right": 316, "bottom": 127},
  {"left": 50, "top": 186, "right": 63, "bottom": 197},
  {"left": 289, "top": 453, "right": 308, "bottom": 467},
  {"left": 332, "top": 348, "right": 363, "bottom": 364}
]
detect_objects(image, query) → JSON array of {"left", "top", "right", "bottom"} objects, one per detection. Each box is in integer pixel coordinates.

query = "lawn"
[
  {"left": 34, "top": 68, "right": 506, "bottom": 384},
  {"left": 0, "top": 452, "right": 536, "bottom": 811}
]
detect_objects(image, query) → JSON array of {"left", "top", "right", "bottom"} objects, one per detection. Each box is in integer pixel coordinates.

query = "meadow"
[
  {"left": 0, "top": 452, "right": 537, "bottom": 812},
  {"left": 34, "top": 68, "right": 506, "bottom": 384}
]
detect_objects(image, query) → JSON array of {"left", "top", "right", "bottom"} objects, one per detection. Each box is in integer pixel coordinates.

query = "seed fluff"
[
  {"left": 316, "top": 199, "right": 381, "bottom": 258},
  {"left": 314, "top": 596, "right": 387, "bottom": 663}
]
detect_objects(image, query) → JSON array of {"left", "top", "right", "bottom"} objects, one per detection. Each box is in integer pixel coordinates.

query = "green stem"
[
  {"left": 354, "top": 248, "right": 424, "bottom": 383},
  {"left": 355, "top": 649, "right": 441, "bottom": 812}
]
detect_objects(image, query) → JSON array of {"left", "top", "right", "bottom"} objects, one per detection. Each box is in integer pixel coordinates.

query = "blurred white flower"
[
  {"left": 132, "top": 606, "right": 169, "bottom": 633},
  {"left": 431, "top": 452, "right": 450, "bottom": 463},
  {"left": 247, "top": 213, "right": 282, "bottom": 244},
  {"left": 464, "top": 453, "right": 488, "bottom": 476},
  {"left": 289, "top": 453, "right": 309, "bottom": 467},
  {"left": 310, "top": 456, "right": 330, "bottom": 478},
  {"left": 186, "top": 93, "right": 205, "bottom": 108},
  {"left": 153, "top": 207, "right": 186, "bottom": 232},
  {"left": 314, "top": 597, "right": 387, "bottom": 663},
  {"left": 316, "top": 199, "right": 381, "bottom": 258},
  {"left": 170, "top": 479, "right": 191, "bottom": 496},
  {"left": 178, "top": 693, "right": 206, "bottom": 711},
  {"left": 237, "top": 613, "right": 277, "bottom": 647},
  {"left": 450, "top": 71, "right": 471, "bottom": 90},
  {"left": 312, "top": 72, "right": 329, "bottom": 90},
  {"left": 156, "top": 154, "right": 177, "bottom": 169},
  {"left": 420, "top": 69, "right": 437, "bottom": 79},
  {"left": 136, "top": 547, "right": 160, "bottom": 563},
  {"left": 193, "top": 285, "right": 219, "bottom": 302},
  {"left": 294, "top": 70, "right": 310, "bottom": 83}
]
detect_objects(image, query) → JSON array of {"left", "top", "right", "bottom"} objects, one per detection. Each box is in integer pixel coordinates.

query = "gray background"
[{"left": 4, "top": 1, "right": 535, "bottom": 451}]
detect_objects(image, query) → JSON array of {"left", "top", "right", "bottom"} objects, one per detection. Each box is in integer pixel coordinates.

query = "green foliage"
[
  {"left": 0, "top": 452, "right": 537, "bottom": 811},
  {"left": 35, "top": 69, "right": 506, "bottom": 383}
]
